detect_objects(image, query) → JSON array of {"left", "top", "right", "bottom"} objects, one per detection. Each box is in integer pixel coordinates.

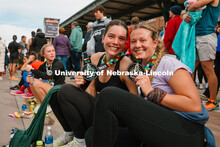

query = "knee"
[
  {"left": 96, "top": 87, "right": 121, "bottom": 106},
  {"left": 57, "top": 84, "right": 78, "bottom": 102},
  {"left": 32, "top": 79, "right": 42, "bottom": 88}
]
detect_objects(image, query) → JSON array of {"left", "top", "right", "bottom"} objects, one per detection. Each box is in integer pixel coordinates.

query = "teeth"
[
  {"left": 111, "top": 47, "right": 117, "bottom": 50},
  {"left": 136, "top": 51, "right": 143, "bottom": 53}
]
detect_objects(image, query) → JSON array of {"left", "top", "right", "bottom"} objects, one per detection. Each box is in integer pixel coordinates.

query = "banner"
[{"left": 44, "top": 18, "right": 60, "bottom": 38}]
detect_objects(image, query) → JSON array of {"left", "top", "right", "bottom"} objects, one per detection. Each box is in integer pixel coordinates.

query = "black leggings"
[
  {"left": 197, "top": 63, "right": 207, "bottom": 83},
  {"left": 86, "top": 87, "right": 204, "bottom": 147},
  {"left": 49, "top": 84, "right": 95, "bottom": 138}
]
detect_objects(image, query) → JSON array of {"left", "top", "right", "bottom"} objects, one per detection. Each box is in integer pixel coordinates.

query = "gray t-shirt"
[
  {"left": 19, "top": 41, "right": 27, "bottom": 56},
  {"left": 151, "top": 56, "right": 192, "bottom": 94}
]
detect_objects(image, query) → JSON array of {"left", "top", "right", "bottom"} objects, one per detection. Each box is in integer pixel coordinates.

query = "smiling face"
[
  {"left": 102, "top": 25, "right": 127, "bottom": 59},
  {"left": 43, "top": 45, "right": 56, "bottom": 61},
  {"left": 130, "top": 28, "right": 158, "bottom": 64}
]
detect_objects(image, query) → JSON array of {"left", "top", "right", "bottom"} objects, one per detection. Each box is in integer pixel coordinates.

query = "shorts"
[
  {"left": 196, "top": 33, "right": 217, "bottom": 61},
  {"left": 10, "top": 58, "right": 19, "bottom": 64}
]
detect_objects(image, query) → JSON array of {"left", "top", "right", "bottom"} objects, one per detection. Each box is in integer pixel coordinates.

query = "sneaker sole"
[
  {"left": 21, "top": 96, "right": 35, "bottom": 99},
  {"left": 10, "top": 93, "right": 24, "bottom": 96},
  {"left": 207, "top": 106, "right": 220, "bottom": 111}
]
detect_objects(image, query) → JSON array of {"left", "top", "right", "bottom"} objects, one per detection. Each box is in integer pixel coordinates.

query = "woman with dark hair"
[
  {"left": 51, "top": 20, "right": 139, "bottom": 147},
  {"left": 87, "top": 21, "right": 214, "bottom": 147}
]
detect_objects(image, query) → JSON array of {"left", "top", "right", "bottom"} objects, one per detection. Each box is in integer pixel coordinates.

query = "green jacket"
[{"left": 69, "top": 26, "right": 83, "bottom": 52}]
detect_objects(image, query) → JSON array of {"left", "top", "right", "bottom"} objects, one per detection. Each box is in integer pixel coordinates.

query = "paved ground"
[{"left": 0, "top": 71, "right": 219, "bottom": 146}]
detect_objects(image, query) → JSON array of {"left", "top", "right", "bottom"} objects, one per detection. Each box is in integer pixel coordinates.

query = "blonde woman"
[
  {"left": 26, "top": 44, "right": 65, "bottom": 113},
  {"left": 87, "top": 22, "right": 213, "bottom": 146}
]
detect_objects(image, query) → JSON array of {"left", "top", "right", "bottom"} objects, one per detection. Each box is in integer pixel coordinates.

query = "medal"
[
  {"left": 47, "top": 69, "right": 53, "bottom": 76},
  {"left": 127, "top": 57, "right": 145, "bottom": 82},
  {"left": 82, "top": 58, "right": 98, "bottom": 81},
  {"left": 46, "top": 62, "right": 53, "bottom": 76},
  {"left": 127, "top": 52, "right": 157, "bottom": 81}
]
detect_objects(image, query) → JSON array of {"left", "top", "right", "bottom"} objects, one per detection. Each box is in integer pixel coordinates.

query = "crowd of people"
[{"left": 1, "top": 1, "right": 220, "bottom": 147}]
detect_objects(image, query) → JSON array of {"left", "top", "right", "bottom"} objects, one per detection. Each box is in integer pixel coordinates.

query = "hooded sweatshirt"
[
  {"left": 32, "top": 33, "right": 47, "bottom": 53},
  {"left": 69, "top": 26, "right": 83, "bottom": 52}
]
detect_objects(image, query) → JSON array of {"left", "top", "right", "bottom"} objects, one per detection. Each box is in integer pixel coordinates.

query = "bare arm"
[
  {"left": 27, "top": 38, "right": 32, "bottom": 52},
  {"left": 20, "top": 55, "right": 35, "bottom": 71},
  {"left": 160, "top": 69, "right": 202, "bottom": 112},
  {"left": 74, "top": 52, "right": 104, "bottom": 97},
  {"left": 136, "top": 69, "right": 202, "bottom": 113},
  {"left": 188, "top": 0, "right": 214, "bottom": 11},
  {"left": 120, "top": 57, "right": 138, "bottom": 95}
]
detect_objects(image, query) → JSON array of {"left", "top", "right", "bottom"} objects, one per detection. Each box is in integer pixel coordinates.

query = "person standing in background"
[
  {"left": 0, "top": 37, "right": 5, "bottom": 80},
  {"left": 89, "top": 5, "right": 111, "bottom": 53},
  {"left": 32, "top": 28, "right": 47, "bottom": 53},
  {"left": 124, "top": 16, "right": 140, "bottom": 55},
  {"left": 8, "top": 35, "right": 21, "bottom": 80},
  {"left": 184, "top": 0, "right": 220, "bottom": 110},
  {"left": 69, "top": 21, "right": 83, "bottom": 72},
  {"left": 53, "top": 27, "right": 71, "bottom": 70},
  {"left": 17, "top": 35, "right": 27, "bottom": 70},
  {"left": 27, "top": 31, "right": 35, "bottom": 53},
  {"left": 164, "top": 5, "right": 182, "bottom": 56},
  {"left": 82, "top": 22, "right": 93, "bottom": 56}
]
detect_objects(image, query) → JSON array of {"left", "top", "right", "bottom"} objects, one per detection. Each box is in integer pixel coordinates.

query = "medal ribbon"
[
  {"left": 135, "top": 52, "right": 157, "bottom": 74},
  {"left": 45, "top": 62, "right": 53, "bottom": 85},
  {"left": 83, "top": 53, "right": 123, "bottom": 71}
]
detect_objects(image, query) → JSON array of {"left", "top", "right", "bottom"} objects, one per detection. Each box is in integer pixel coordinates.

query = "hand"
[
  {"left": 183, "top": 13, "right": 192, "bottom": 23},
  {"left": 26, "top": 75, "right": 34, "bottom": 84},
  {"left": 134, "top": 75, "right": 153, "bottom": 97},
  {"left": 28, "top": 55, "right": 35, "bottom": 62},
  {"left": 26, "top": 65, "right": 33, "bottom": 72},
  {"left": 74, "top": 73, "right": 86, "bottom": 87}
]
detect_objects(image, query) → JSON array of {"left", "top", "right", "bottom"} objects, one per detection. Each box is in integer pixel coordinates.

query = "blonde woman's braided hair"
[{"left": 131, "top": 21, "right": 166, "bottom": 81}]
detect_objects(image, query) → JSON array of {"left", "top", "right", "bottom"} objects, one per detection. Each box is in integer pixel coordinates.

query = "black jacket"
[
  {"left": 32, "top": 33, "right": 47, "bottom": 53},
  {"left": 31, "top": 59, "right": 65, "bottom": 85},
  {"left": 82, "top": 30, "right": 92, "bottom": 52}
]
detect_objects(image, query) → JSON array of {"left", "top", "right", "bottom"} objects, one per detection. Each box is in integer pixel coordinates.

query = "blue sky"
[{"left": 0, "top": 0, "right": 94, "bottom": 45}]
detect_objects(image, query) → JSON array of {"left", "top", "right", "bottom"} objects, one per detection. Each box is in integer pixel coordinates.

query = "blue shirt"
[
  {"left": 217, "top": 34, "right": 220, "bottom": 52},
  {"left": 196, "top": 2, "right": 220, "bottom": 36}
]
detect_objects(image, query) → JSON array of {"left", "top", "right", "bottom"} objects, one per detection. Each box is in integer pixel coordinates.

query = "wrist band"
[{"left": 145, "top": 88, "right": 167, "bottom": 105}]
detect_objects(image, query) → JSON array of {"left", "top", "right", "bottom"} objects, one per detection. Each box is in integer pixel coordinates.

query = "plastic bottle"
[
  {"left": 36, "top": 140, "right": 44, "bottom": 147},
  {"left": 30, "top": 102, "right": 35, "bottom": 114},
  {"left": 21, "top": 102, "right": 27, "bottom": 111},
  {"left": 45, "top": 126, "right": 53, "bottom": 147}
]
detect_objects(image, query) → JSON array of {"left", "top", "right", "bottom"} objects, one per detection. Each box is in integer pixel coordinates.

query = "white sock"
[
  {"left": 65, "top": 131, "right": 74, "bottom": 137},
  {"left": 205, "top": 83, "right": 208, "bottom": 88},
  {"left": 75, "top": 137, "right": 86, "bottom": 146}
]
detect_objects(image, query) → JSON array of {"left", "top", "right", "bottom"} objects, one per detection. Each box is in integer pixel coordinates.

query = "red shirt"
[
  {"left": 164, "top": 16, "right": 182, "bottom": 54},
  {"left": 124, "top": 26, "right": 133, "bottom": 55},
  {"left": 30, "top": 60, "right": 44, "bottom": 70}
]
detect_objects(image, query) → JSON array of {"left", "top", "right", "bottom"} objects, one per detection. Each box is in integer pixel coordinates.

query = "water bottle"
[
  {"left": 30, "top": 102, "right": 35, "bottom": 114},
  {"left": 21, "top": 102, "right": 27, "bottom": 111},
  {"left": 45, "top": 126, "right": 53, "bottom": 147}
]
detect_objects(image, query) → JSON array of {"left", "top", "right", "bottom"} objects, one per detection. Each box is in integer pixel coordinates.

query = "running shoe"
[
  {"left": 10, "top": 85, "right": 20, "bottom": 91},
  {"left": 10, "top": 90, "right": 25, "bottom": 95},
  {"left": 53, "top": 132, "right": 74, "bottom": 147},
  {"left": 21, "top": 93, "right": 34, "bottom": 99},
  {"left": 61, "top": 138, "right": 86, "bottom": 147},
  {"left": 205, "top": 99, "right": 219, "bottom": 111}
]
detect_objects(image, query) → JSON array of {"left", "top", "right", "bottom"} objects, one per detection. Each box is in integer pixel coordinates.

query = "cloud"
[
  {"left": 0, "top": 0, "right": 95, "bottom": 28},
  {"left": 0, "top": 24, "right": 37, "bottom": 46},
  {"left": 0, "top": 0, "right": 95, "bottom": 45}
]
